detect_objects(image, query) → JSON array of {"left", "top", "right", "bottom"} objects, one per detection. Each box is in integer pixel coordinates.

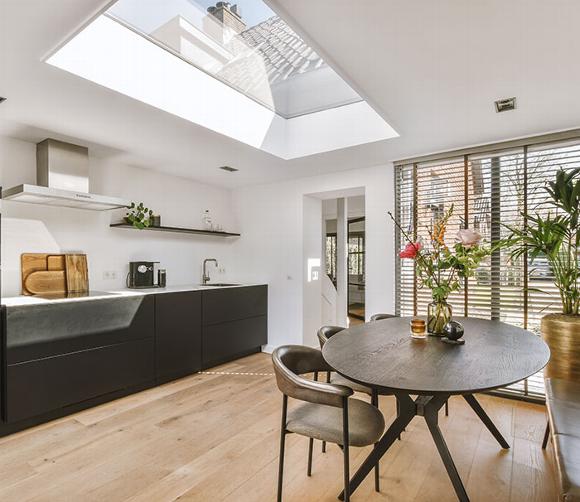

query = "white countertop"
[{"left": 2, "top": 283, "right": 263, "bottom": 307}]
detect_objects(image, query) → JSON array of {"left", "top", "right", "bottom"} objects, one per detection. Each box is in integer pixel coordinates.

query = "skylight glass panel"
[{"left": 106, "top": 0, "right": 363, "bottom": 118}]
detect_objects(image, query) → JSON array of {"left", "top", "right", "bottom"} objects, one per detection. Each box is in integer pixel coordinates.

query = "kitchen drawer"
[
  {"left": 6, "top": 337, "right": 155, "bottom": 423},
  {"left": 202, "top": 286, "right": 267, "bottom": 326},
  {"left": 6, "top": 296, "right": 154, "bottom": 364},
  {"left": 202, "top": 315, "right": 267, "bottom": 369}
]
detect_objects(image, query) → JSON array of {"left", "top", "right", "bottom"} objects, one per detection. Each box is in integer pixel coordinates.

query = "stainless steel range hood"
[{"left": 3, "top": 139, "right": 130, "bottom": 211}]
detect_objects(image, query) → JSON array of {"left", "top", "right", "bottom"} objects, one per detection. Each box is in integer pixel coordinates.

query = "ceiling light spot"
[
  {"left": 495, "top": 97, "right": 516, "bottom": 113},
  {"left": 219, "top": 165, "right": 238, "bottom": 172}
]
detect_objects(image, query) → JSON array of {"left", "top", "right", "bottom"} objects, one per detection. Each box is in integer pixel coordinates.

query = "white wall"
[
  {"left": 302, "top": 195, "right": 322, "bottom": 347},
  {"left": 232, "top": 164, "right": 395, "bottom": 350},
  {"left": 0, "top": 135, "right": 396, "bottom": 351},
  {"left": 0, "top": 135, "right": 238, "bottom": 297}
]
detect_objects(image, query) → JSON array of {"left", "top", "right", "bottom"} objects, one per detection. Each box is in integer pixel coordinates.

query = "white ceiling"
[{"left": 2, "top": 0, "right": 580, "bottom": 188}]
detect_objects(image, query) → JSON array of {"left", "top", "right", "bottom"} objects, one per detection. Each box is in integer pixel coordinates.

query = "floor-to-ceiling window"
[{"left": 395, "top": 134, "right": 580, "bottom": 401}]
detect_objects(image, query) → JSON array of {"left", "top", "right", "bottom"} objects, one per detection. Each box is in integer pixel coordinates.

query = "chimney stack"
[{"left": 205, "top": 2, "right": 246, "bottom": 35}]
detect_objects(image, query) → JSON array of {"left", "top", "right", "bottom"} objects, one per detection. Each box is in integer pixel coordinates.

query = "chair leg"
[
  {"left": 277, "top": 395, "right": 288, "bottom": 502},
  {"left": 542, "top": 422, "right": 550, "bottom": 450},
  {"left": 307, "top": 438, "right": 314, "bottom": 476},
  {"left": 371, "top": 389, "right": 380, "bottom": 492},
  {"left": 445, "top": 399, "right": 449, "bottom": 417},
  {"left": 342, "top": 397, "right": 350, "bottom": 502},
  {"left": 322, "top": 441, "right": 326, "bottom": 453},
  {"left": 396, "top": 397, "right": 402, "bottom": 440}
]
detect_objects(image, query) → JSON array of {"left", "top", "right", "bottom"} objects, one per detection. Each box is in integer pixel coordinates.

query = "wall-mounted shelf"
[{"left": 110, "top": 223, "right": 240, "bottom": 237}]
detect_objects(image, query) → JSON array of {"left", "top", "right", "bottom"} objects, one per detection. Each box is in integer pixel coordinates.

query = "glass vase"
[{"left": 427, "top": 300, "right": 452, "bottom": 336}]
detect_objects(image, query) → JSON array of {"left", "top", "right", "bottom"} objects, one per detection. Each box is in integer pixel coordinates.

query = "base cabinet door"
[
  {"left": 202, "top": 315, "right": 267, "bottom": 369},
  {"left": 155, "top": 291, "right": 202, "bottom": 383},
  {"left": 6, "top": 338, "right": 154, "bottom": 423},
  {"left": 4, "top": 296, "right": 155, "bottom": 424}
]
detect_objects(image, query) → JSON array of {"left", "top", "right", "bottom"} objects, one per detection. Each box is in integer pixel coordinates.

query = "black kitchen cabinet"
[
  {"left": 0, "top": 285, "right": 268, "bottom": 436},
  {"left": 202, "top": 286, "right": 268, "bottom": 368},
  {"left": 155, "top": 291, "right": 202, "bottom": 383},
  {"left": 4, "top": 296, "right": 155, "bottom": 424}
]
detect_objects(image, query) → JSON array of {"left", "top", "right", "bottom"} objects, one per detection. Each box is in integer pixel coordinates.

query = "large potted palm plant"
[{"left": 508, "top": 168, "right": 580, "bottom": 380}]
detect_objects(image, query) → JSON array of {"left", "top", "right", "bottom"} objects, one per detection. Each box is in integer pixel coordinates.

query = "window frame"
[{"left": 394, "top": 131, "right": 580, "bottom": 403}]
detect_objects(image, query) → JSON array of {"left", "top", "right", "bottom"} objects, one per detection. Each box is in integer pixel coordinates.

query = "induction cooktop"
[{"left": 35, "top": 291, "right": 119, "bottom": 300}]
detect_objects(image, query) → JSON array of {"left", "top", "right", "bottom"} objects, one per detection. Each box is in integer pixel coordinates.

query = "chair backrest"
[
  {"left": 272, "top": 345, "right": 352, "bottom": 407},
  {"left": 370, "top": 313, "right": 397, "bottom": 322},
  {"left": 317, "top": 325, "right": 345, "bottom": 349}
]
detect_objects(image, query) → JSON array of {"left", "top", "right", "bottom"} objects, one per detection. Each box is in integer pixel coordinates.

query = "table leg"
[
  {"left": 424, "top": 395, "right": 470, "bottom": 502},
  {"left": 463, "top": 394, "right": 510, "bottom": 449},
  {"left": 338, "top": 394, "right": 415, "bottom": 501}
]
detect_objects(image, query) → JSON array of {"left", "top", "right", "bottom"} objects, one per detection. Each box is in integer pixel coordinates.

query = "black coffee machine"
[{"left": 127, "top": 261, "right": 161, "bottom": 289}]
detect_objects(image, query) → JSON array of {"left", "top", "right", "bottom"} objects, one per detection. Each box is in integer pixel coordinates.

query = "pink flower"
[
  {"left": 399, "top": 242, "right": 422, "bottom": 259},
  {"left": 456, "top": 229, "right": 482, "bottom": 248}
]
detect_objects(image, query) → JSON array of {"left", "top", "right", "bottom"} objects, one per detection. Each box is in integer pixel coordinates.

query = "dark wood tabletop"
[{"left": 322, "top": 317, "right": 550, "bottom": 395}]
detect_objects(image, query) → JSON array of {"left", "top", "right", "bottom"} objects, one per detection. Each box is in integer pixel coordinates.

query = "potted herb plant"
[
  {"left": 390, "top": 205, "right": 492, "bottom": 335},
  {"left": 125, "top": 202, "right": 154, "bottom": 230},
  {"left": 507, "top": 168, "right": 580, "bottom": 380}
]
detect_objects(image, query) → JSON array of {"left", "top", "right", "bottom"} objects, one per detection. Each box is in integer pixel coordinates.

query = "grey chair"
[
  {"left": 317, "top": 326, "right": 376, "bottom": 394},
  {"left": 272, "top": 345, "right": 385, "bottom": 502},
  {"left": 369, "top": 313, "right": 449, "bottom": 417},
  {"left": 317, "top": 326, "right": 389, "bottom": 491},
  {"left": 369, "top": 313, "right": 397, "bottom": 321}
]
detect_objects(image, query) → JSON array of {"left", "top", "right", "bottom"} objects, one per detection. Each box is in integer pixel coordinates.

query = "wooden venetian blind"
[{"left": 394, "top": 138, "right": 580, "bottom": 401}]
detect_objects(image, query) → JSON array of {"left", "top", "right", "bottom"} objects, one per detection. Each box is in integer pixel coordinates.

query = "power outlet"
[{"left": 102, "top": 270, "right": 117, "bottom": 280}]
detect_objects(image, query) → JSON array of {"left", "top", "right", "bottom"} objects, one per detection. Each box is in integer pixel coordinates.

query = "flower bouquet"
[{"left": 389, "top": 205, "right": 492, "bottom": 335}]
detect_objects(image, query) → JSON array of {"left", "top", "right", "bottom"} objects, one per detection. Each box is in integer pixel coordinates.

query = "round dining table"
[{"left": 322, "top": 317, "right": 550, "bottom": 502}]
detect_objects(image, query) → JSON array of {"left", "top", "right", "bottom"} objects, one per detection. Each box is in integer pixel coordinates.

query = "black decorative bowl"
[{"left": 443, "top": 321, "right": 464, "bottom": 341}]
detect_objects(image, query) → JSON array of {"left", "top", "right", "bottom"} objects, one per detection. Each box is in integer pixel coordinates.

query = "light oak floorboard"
[{"left": 0, "top": 353, "right": 557, "bottom": 502}]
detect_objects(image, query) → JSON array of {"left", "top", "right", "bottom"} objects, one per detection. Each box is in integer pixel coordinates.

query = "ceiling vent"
[
  {"left": 219, "top": 165, "right": 238, "bottom": 172},
  {"left": 0, "top": 97, "right": 7, "bottom": 104},
  {"left": 494, "top": 97, "right": 516, "bottom": 113}
]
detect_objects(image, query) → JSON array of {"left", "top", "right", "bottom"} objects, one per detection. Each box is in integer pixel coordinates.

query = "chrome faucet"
[{"left": 202, "top": 258, "right": 218, "bottom": 284}]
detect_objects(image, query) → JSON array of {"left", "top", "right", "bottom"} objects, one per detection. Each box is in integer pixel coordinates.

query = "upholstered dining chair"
[
  {"left": 369, "top": 313, "right": 449, "bottom": 417},
  {"left": 272, "top": 345, "right": 385, "bottom": 502},
  {"left": 369, "top": 313, "right": 397, "bottom": 321},
  {"left": 317, "top": 326, "right": 390, "bottom": 490}
]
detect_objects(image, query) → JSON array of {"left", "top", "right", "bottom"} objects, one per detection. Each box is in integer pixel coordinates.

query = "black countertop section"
[{"left": 6, "top": 295, "right": 154, "bottom": 364}]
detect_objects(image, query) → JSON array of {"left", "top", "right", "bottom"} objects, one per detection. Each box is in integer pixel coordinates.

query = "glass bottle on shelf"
[{"left": 202, "top": 209, "right": 213, "bottom": 230}]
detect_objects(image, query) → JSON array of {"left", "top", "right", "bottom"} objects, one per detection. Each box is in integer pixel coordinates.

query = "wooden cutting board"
[
  {"left": 24, "top": 271, "right": 67, "bottom": 295},
  {"left": 21, "top": 253, "right": 88, "bottom": 295},
  {"left": 65, "top": 254, "right": 89, "bottom": 293},
  {"left": 47, "top": 254, "right": 65, "bottom": 271},
  {"left": 22, "top": 253, "right": 53, "bottom": 295}
]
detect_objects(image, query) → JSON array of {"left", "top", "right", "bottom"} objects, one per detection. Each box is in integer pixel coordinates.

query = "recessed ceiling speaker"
[
  {"left": 494, "top": 97, "right": 516, "bottom": 113},
  {"left": 219, "top": 165, "right": 238, "bottom": 172}
]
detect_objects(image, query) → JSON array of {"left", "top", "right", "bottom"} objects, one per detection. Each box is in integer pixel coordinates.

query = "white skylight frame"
[{"left": 46, "top": 11, "right": 398, "bottom": 159}]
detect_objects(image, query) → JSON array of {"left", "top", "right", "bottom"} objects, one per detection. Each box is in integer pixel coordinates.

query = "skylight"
[
  {"left": 46, "top": 1, "right": 398, "bottom": 159},
  {"left": 106, "top": 0, "right": 362, "bottom": 118}
]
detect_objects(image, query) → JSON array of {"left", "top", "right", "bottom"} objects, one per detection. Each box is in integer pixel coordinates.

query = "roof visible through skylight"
[{"left": 106, "top": 0, "right": 363, "bottom": 118}]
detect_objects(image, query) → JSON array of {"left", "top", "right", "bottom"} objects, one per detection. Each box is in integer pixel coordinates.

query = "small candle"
[{"left": 410, "top": 318, "right": 426, "bottom": 337}]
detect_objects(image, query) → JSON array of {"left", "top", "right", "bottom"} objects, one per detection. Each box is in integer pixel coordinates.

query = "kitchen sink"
[{"left": 200, "top": 283, "right": 240, "bottom": 287}]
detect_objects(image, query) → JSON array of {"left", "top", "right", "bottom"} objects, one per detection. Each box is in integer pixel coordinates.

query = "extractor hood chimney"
[{"left": 3, "top": 139, "right": 130, "bottom": 210}]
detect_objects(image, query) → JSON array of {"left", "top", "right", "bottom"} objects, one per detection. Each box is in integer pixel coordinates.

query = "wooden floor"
[{"left": 0, "top": 353, "right": 557, "bottom": 502}]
